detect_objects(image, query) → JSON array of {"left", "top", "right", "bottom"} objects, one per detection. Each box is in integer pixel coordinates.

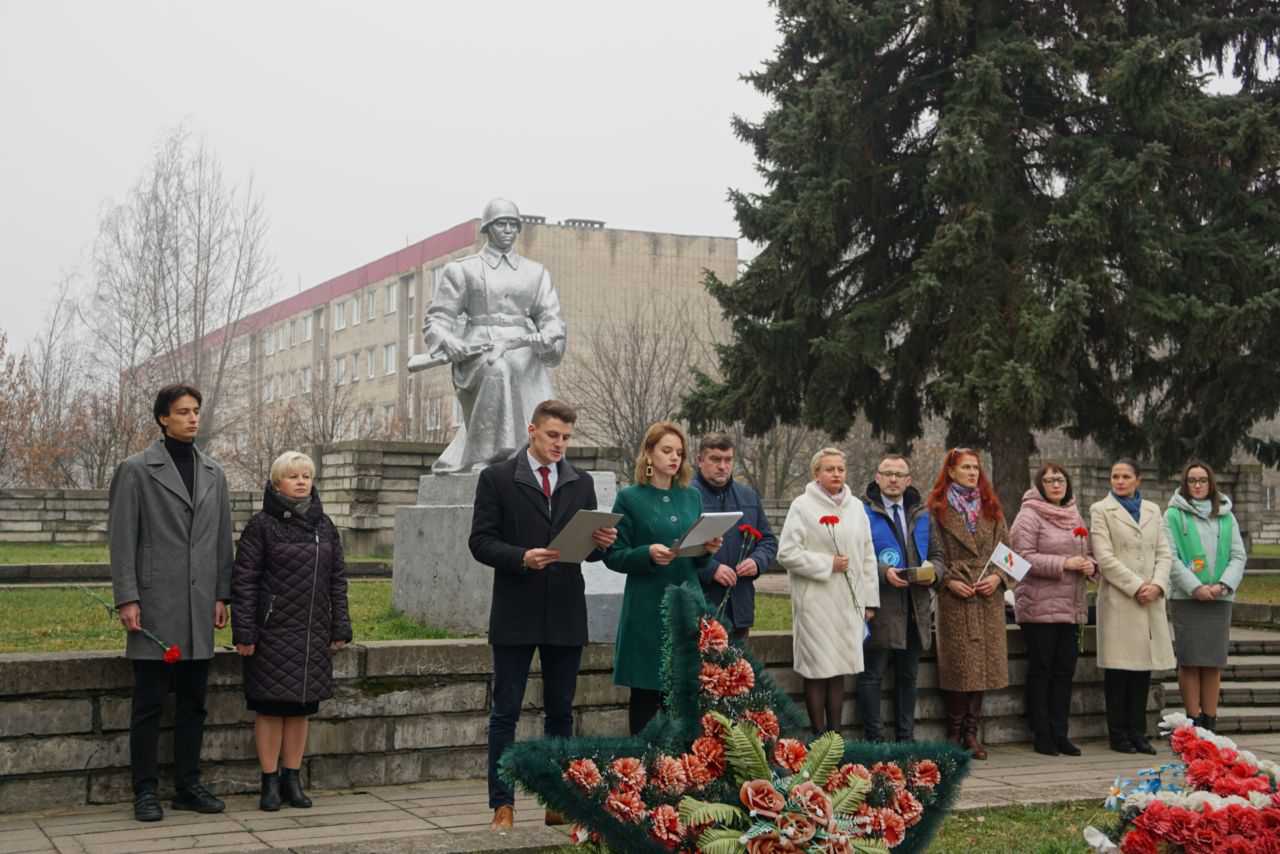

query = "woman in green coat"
[{"left": 606, "top": 421, "right": 722, "bottom": 734}]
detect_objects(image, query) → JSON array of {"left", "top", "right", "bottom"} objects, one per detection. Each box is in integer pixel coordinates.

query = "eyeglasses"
[
  {"left": 1187, "top": 478, "right": 1210, "bottom": 486},
  {"left": 877, "top": 471, "right": 909, "bottom": 479},
  {"left": 1042, "top": 477, "right": 1067, "bottom": 485}
]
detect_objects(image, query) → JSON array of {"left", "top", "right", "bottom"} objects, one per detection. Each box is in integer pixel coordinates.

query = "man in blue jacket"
[
  {"left": 693, "top": 432, "right": 778, "bottom": 640},
  {"left": 855, "top": 454, "right": 942, "bottom": 742}
]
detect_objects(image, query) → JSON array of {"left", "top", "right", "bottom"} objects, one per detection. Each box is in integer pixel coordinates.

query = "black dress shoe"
[
  {"left": 259, "top": 771, "right": 282, "bottom": 812},
  {"left": 1132, "top": 735, "right": 1158, "bottom": 756},
  {"left": 1109, "top": 736, "right": 1137, "bottom": 754},
  {"left": 134, "top": 790, "right": 163, "bottom": 822},
  {"left": 1033, "top": 735, "right": 1059, "bottom": 757},
  {"left": 1055, "top": 737, "right": 1082, "bottom": 756},
  {"left": 280, "top": 768, "right": 312, "bottom": 808},
  {"left": 172, "top": 783, "right": 225, "bottom": 813}
]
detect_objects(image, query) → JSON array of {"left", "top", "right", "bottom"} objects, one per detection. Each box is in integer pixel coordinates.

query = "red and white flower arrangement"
[{"left": 1084, "top": 712, "right": 1280, "bottom": 853}]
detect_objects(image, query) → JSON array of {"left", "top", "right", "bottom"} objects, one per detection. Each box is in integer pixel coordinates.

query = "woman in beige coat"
[
  {"left": 777, "top": 448, "right": 879, "bottom": 736},
  {"left": 1090, "top": 458, "right": 1174, "bottom": 756}
]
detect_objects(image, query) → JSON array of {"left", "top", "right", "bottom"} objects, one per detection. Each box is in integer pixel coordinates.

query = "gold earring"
[{"left": 644, "top": 459, "right": 654, "bottom": 479}]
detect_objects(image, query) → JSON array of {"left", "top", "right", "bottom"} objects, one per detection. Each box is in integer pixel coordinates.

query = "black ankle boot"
[
  {"left": 280, "top": 768, "right": 312, "bottom": 808},
  {"left": 259, "top": 771, "right": 282, "bottom": 811},
  {"left": 1199, "top": 714, "right": 1217, "bottom": 732}
]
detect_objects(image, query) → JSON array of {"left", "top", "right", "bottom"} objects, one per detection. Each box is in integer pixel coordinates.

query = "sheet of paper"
[
  {"left": 987, "top": 542, "right": 1031, "bottom": 582},
  {"left": 546, "top": 510, "right": 623, "bottom": 563},
  {"left": 674, "top": 511, "right": 743, "bottom": 557}
]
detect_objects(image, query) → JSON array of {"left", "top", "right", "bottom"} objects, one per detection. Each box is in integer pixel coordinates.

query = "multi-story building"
[{"left": 218, "top": 213, "right": 737, "bottom": 465}]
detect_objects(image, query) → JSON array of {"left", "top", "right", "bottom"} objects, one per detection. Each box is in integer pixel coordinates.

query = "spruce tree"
[{"left": 686, "top": 0, "right": 1280, "bottom": 513}]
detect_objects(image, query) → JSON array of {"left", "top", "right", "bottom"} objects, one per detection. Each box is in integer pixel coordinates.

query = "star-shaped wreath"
[{"left": 501, "top": 583, "right": 970, "bottom": 852}]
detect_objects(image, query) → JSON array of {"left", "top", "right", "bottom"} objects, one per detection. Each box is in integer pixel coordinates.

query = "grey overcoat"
[{"left": 109, "top": 440, "right": 234, "bottom": 660}]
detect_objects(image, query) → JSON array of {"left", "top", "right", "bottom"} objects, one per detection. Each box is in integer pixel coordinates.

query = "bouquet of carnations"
[{"left": 1084, "top": 712, "right": 1280, "bottom": 853}]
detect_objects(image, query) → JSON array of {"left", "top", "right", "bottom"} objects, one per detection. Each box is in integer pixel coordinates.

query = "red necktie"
[{"left": 538, "top": 465, "right": 552, "bottom": 498}]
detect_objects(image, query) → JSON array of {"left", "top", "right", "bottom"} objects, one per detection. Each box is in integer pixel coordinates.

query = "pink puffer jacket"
[{"left": 1008, "top": 488, "right": 1092, "bottom": 624}]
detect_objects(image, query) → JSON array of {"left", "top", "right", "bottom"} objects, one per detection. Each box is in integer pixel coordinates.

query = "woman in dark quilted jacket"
[{"left": 232, "top": 451, "right": 352, "bottom": 811}]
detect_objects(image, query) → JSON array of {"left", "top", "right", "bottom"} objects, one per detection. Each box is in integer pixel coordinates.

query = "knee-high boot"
[
  {"left": 943, "top": 690, "right": 967, "bottom": 748},
  {"left": 963, "top": 691, "right": 988, "bottom": 760}
]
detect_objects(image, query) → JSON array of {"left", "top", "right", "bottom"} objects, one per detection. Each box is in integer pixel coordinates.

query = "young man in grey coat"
[{"left": 109, "top": 384, "right": 234, "bottom": 822}]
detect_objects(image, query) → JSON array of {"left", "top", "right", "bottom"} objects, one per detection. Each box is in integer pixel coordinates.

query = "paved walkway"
[{"left": 5, "top": 733, "right": 1279, "bottom": 854}]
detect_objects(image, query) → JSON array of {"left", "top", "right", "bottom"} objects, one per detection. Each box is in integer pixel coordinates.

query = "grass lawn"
[
  {"left": 0, "top": 542, "right": 387, "bottom": 565},
  {"left": 0, "top": 579, "right": 450, "bottom": 654},
  {"left": 1253, "top": 544, "right": 1280, "bottom": 557},
  {"left": 755, "top": 592, "right": 793, "bottom": 631}
]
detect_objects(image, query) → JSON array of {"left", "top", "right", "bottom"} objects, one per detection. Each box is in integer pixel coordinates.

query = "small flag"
[{"left": 988, "top": 543, "right": 1031, "bottom": 582}]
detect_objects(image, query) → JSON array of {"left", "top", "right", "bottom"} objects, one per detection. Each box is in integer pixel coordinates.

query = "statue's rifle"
[{"left": 405, "top": 333, "right": 541, "bottom": 374}]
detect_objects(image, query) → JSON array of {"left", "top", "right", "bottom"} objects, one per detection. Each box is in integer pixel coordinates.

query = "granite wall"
[{"left": 0, "top": 627, "right": 1140, "bottom": 813}]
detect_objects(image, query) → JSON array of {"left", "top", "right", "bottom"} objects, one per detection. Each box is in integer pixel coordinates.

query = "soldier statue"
[{"left": 421, "top": 198, "right": 567, "bottom": 474}]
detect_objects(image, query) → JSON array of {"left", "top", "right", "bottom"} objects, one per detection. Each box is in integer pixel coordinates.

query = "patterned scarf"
[{"left": 947, "top": 483, "right": 981, "bottom": 534}]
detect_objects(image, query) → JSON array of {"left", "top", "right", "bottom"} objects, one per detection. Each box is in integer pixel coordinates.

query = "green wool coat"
[{"left": 605, "top": 483, "right": 712, "bottom": 690}]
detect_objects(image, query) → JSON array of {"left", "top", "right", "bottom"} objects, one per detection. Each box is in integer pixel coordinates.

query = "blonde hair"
[
  {"left": 810, "top": 447, "right": 846, "bottom": 477},
  {"left": 270, "top": 451, "right": 315, "bottom": 486},
  {"left": 634, "top": 421, "right": 693, "bottom": 487}
]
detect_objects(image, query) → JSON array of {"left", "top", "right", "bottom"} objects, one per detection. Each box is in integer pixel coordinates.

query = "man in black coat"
[{"left": 468, "top": 399, "right": 617, "bottom": 832}]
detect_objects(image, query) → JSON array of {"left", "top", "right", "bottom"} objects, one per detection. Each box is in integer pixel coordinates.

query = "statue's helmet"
[{"left": 480, "top": 198, "right": 522, "bottom": 234}]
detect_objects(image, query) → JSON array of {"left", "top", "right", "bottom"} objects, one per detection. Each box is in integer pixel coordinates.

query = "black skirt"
[{"left": 246, "top": 697, "right": 320, "bottom": 717}]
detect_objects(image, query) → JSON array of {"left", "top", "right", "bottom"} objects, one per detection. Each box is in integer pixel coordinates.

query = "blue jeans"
[
  {"left": 487, "top": 644, "right": 582, "bottom": 808},
  {"left": 855, "top": 617, "right": 923, "bottom": 742}
]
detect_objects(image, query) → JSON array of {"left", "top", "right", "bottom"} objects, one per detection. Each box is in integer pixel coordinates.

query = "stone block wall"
[
  {"left": 0, "top": 626, "right": 1142, "bottom": 812},
  {"left": 314, "top": 440, "right": 623, "bottom": 555},
  {"left": 1254, "top": 509, "right": 1280, "bottom": 546},
  {"left": 0, "top": 490, "right": 257, "bottom": 545}
]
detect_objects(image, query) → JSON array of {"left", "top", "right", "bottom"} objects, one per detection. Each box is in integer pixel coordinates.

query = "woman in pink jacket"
[{"left": 1009, "top": 463, "right": 1097, "bottom": 757}]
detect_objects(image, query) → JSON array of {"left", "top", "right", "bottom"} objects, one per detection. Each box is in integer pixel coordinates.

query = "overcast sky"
[{"left": 0, "top": 0, "right": 780, "bottom": 350}]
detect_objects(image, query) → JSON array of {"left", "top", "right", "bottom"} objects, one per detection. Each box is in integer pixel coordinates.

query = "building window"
[
  {"left": 384, "top": 343, "right": 397, "bottom": 374},
  {"left": 366, "top": 291, "right": 376, "bottom": 320},
  {"left": 302, "top": 366, "right": 312, "bottom": 392},
  {"left": 264, "top": 377, "right": 274, "bottom": 402},
  {"left": 350, "top": 353, "right": 360, "bottom": 382},
  {"left": 383, "top": 404, "right": 395, "bottom": 426},
  {"left": 302, "top": 315, "right": 313, "bottom": 341},
  {"left": 351, "top": 297, "right": 361, "bottom": 326},
  {"left": 334, "top": 302, "right": 346, "bottom": 330},
  {"left": 367, "top": 348, "right": 376, "bottom": 379},
  {"left": 425, "top": 397, "right": 442, "bottom": 430},
  {"left": 385, "top": 282, "right": 398, "bottom": 315},
  {"left": 334, "top": 357, "right": 345, "bottom": 385},
  {"left": 264, "top": 330, "right": 274, "bottom": 356}
]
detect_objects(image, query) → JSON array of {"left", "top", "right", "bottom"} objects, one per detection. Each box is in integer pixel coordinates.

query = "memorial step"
[
  {"left": 1162, "top": 680, "right": 1280, "bottom": 707},
  {"left": 1165, "top": 704, "right": 1280, "bottom": 734}
]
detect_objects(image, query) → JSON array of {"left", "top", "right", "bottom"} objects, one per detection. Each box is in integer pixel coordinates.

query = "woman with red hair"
[{"left": 926, "top": 449, "right": 1013, "bottom": 760}]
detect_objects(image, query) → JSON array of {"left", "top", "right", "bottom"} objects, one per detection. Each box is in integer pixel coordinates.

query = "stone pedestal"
[{"left": 392, "top": 471, "right": 626, "bottom": 641}]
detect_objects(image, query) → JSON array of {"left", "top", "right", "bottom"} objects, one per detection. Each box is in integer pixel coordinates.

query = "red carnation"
[
  {"left": 680, "top": 753, "right": 715, "bottom": 788},
  {"left": 691, "top": 736, "right": 726, "bottom": 777},
  {"left": 722, "top": 658, "right": 755, "bottom": 696},
  {"left": 652, "top": 754, "right": 689, "bottom": 795},
  {"left": 878, "top": 808, "right": 906, "bottom": 848},
  {"left": 909, "top": 759, "right": 940, "bottom": 789},
  {"left": 1170, "top": 725, "right": 1198, "bottom": 755},
  {"left": 1186, "top": 758, "right": 1222, "bottom": 788},
  {"left": 604, "top": 786, "right": 647, "bottom": 823},
  {"left": 701, "top": 713, "right": 726, "bottom": 740},
  {"left": 872, "top": 761, "right": 908, "bottom": 792},
  {"left": 648, "top": 803, "right": 683, "bottom": 849},
  {"left": 698, "top": 617, "right": 729, "bottom": 653},
  {"left": 823, "top": 763, "right": 859, "bottom": 793},
  {"left": 1187, "top": 740, "right": 1222, "bottom": 763},
  {"left": 564, "top": 758, "right": 603, "bottom": 792},
  {"left": 1220, "top": 836, "right": 1255, "bottom": 854},
  {"left": 162, "top": 645, "right": 182, "bottom": 664},
  {"left": 699, "top": 662, "right": 725, "bottom": 695},
  {"left": 1072, "top": 526, "right": 1088, "bottom": 538},
  {"left": 609, "top": 756, "right": 647, "bottom": 791},
  {"left": 743, "top": 708, "right": 780, "bottom": 741},
  {"left": 1120, "top": 827, "right": 1159, "bottom": 854},
  {"left": 738, "top": 523, "right": 764, "bottom": 541},
  {"left": 773, "top": 738, "right": 807, "bottom": 773},
  {"left": 893, "top": 789, "right": 924, "bottom": 827},
  {"left": 819, "top": 515, "right": 840, "bottom": 527}
]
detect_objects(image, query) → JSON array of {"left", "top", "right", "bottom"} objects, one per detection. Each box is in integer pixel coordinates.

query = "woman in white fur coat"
[{"left": 777, "top": 447, "right": 879, "bottom": 735}]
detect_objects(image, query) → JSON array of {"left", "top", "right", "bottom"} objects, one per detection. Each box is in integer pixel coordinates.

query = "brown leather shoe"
[
  {"left": 490, "top": 805, "right": 514, "bottom": 831},
  {"left": 545, "top": 809, "right": 567, "bottom": 826}
]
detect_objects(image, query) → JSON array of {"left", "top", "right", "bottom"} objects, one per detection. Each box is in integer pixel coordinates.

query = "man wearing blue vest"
[{"left": 855, "top": 454, "right": 943, "bottom": 742}]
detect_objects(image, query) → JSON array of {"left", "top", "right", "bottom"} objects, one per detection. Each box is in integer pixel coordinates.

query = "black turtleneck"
[{"left": 163, "top": 434, "right": 196, "bottom": 499}]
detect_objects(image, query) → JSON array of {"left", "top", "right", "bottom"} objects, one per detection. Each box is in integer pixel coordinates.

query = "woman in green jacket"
[
  {"left": 606, "top": 421, "right": 721, "bottom": 735},
  {"left": 1165, "top": 461, "right": 1246, "bottom": 732}
]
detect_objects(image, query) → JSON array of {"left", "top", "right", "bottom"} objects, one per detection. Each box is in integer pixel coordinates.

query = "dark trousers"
[
  {"left": 131, "top": 658, "right": 210, "bottom": 794},
  {"left": 1103, "top": 668, "right": 1153, "bottom": 741},
  {"left": 488, "top": 643, "right": 582, "bottom": 809},
  {"left": 628, "top": 688, "right": 664, "bottom": 736},
  {"left": 1020, "top": 623, "right": 1079, "bottom": 740},
  {"left": 855, "top": 617, "right": 923, "bottom": 742}
]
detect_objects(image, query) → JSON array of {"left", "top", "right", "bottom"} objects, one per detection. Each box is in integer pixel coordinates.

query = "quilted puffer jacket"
[{"left": 231, "top": 485, "right": 352, "bottom": 704}]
